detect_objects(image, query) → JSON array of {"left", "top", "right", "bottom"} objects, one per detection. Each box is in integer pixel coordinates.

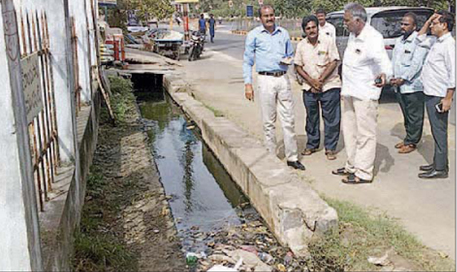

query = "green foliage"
[
  {"left": 72, "top": 166, "right": 137, "bottom": 272},
  {"left": 73, "top": 232, "right": 135, "bottom": 272},
  {"left": 307, "top": 229, "right": 350, "bottom": 272},
  {"left": 309, "top": 197, "right": 456, "bottom": 271},
  {"left": 106, "top": 0, "right": 174, "bottom": 29},
  {"left": 108, "top": 76, "right": 136, "bottom": 123},
  {"left": 204, "top": 0, "right": 454, "bottom": 18}
]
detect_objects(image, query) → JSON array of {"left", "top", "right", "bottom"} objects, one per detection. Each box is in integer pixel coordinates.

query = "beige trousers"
[
  {"left": 342, "top": 96, "right": 378, "bottom": 180},
  {"left": 257, "top": 74, "right": 298, "bottom": 162}
]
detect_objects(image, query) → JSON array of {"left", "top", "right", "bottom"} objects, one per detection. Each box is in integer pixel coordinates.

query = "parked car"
[{"left": 326, "top": 7, "right": 434, "bottom": 59}]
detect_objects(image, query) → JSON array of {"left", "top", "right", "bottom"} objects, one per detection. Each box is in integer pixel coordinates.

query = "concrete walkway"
[{"left": 161, "top": 37, "right": 456, "bottom": 258}]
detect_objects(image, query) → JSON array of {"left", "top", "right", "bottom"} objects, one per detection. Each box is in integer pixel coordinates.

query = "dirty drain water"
[{"left": 136, "top": 89, "right": 256, "bottom": 253}]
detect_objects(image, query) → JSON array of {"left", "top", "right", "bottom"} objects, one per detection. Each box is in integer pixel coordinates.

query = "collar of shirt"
[
  {"left": 305, "top": 35, "right": 321, "bottom": 46},
  {"left": 438, "top": 32, "right": 452, "bottom": 43},
  {"left": 260, "top": 24, "right": 282, "bottom": 35},
  {"left": 353, "top": 24, "right": 370, "bottom": 41},
  {"left": 402, "top": 31, "right": 418, "bottom": 43}
]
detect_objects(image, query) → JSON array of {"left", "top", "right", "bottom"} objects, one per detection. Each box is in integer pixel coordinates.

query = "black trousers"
[
  {"left": 396, "top": 91, "right": 425, "bottom": 145},
  {"left": 303, "top": 88, "right": 341, "bottom": 151},
  {"left": 425, "top": 95, "right": 449, "bottom": 171}
]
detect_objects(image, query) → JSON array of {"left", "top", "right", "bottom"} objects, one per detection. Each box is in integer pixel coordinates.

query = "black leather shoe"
[
  {"left": 419, "top": 164, "right": 434, "bottom": 172},
  {"left": 418, "top": 170, "right": 448, "bottom": 179},
  {"left": 287, "top": 161, "right": 306, "bottom": 171}
]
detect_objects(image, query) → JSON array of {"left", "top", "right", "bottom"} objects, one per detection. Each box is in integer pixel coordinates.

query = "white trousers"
[
  {"left": 257, "top": 74, "right": 298, "bottom": 162},
  {"left": 342, "top": 96, "right": 378, "bottom": 180}
]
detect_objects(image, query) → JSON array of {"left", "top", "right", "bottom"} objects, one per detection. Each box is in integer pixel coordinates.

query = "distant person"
[
  {"left": 294, "top": 15, "right": 341, "bottom": 160},
  {"left": 315, "top": 8, "right": 336, "bottom": 40},
  {"left": 199, "top": 14, "right": 207, "bottom": 36},
  {"left": 390, "top": 12, "right": 429, "bottom": 154},
  {"left": 209, "top": 14, "right": 216, "bottom": 43},
  {"left": 332, "top": 3, "right": 392, "bottom": 184},
  {"left": 416, "top": 11, "right": 455, "bottom": 179},
  {"left": 243, "top": 5, "right": 305, "bottom": 171}
]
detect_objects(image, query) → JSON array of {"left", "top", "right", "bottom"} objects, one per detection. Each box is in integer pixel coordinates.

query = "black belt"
[{"left": 258, "top": 71, "right": 286, "bottom": 77}]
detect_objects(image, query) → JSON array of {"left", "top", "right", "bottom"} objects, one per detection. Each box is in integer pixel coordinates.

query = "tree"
[{"left": 106, "top": 0, "right": 174, "bottom": 29}]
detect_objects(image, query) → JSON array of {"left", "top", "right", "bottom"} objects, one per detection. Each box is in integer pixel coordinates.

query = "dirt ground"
[{"left": 73, "top": 100, "right": 185, "bottom": 271}]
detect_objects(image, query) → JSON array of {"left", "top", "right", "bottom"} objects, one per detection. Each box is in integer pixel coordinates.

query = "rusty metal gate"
[
  {"left": 19, "top": 11, "right": 59, "bottom": 212},
  {"left": 71, "top": 17, "right": 82, "bottom": 115}
]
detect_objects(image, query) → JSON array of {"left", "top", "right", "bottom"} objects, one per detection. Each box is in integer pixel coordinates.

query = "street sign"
[
  {"left": 228, "top": 0, "right": 233, "bottom": 8},
  {"left": 246, "top": 5, "right": 253, "bottom": 17},
  {"left": 21, "top": 53, "right": 43, "bottom": 124},
  {"left": 258, "top": 0, "right": 263, "bottom": 5},
  {"left": 99, "top": 0, "right": 117, "bottom": 6}
]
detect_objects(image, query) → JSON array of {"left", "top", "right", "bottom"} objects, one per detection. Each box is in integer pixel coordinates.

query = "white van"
[{"left": 326, "top": 7, "right": 434, "bottom": 59}]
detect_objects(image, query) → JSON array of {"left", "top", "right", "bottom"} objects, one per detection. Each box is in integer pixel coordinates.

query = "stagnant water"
[{"left": 135, "top": 88, "right": 255, "bottom": 254}]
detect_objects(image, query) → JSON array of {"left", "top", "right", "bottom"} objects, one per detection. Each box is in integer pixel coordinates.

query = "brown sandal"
[
  {"left": 398, "top": 144, "right": 416, "bottom": 154},
  {"left": 301, "top": 148, "right": 317, "bottom": 156},
  {"left": 394, "top": 142, "right": 405, "bottom": 149},
  {"left": 325, "top": 150, "right": 337, "bottom": 160}
]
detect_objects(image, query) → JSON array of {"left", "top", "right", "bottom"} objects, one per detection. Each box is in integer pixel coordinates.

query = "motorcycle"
[{"left": 188, "top": 31, "right": 205, "bottom": 61}]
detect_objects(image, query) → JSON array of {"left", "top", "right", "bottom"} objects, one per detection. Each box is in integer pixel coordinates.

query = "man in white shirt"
[
  {"left": 316, "top": 8, "right": 336, "bottom": 40},
  {"left": 332, "top": 3, "right": 392, "bottom": 184},
  {"left": 416, "top": 11, "right": 455, "bottom": 179}
]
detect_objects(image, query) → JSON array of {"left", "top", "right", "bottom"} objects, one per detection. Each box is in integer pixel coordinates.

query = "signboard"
[
  {"left": 258, "top": 0, "right": 263, "bottom": 5},
  {"left": 246, "top": 5, "right": 254, "bottom": 17},
  {"left": 21, "top": 53, "right": 43, "bottom": 124},
  {"left": 228, "top": 0, "right": 233, "bottom": 8},
  {"left": 99, "top": 0, "right": 117, "bottom": 6}
]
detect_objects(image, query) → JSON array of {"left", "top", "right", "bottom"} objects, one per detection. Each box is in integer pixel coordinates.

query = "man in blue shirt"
[
  {"left": 390, "top": 12, "right": 429, "bottom": 154},
  {"left": 243, "top": 5, "right": 305, "bottom": 170},
  {"left": 198, "top": 14, "right": 207, "bottom": 36},
  {"left": 209, "top": 14, "right": 216, "bottom": 43}
]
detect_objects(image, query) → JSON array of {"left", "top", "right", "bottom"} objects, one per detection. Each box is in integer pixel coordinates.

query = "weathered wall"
[
  {"left": 0, "top": 0, "right": 99, "bottom": 270},
  {"left": 41, "top": 92, "right": 101, "bottom": 271},
  {"left": 0, "top": 1, "right": 42, "bottom": 270}
]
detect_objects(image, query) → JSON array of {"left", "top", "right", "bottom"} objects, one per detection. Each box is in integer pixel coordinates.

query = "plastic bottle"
[
  {"left": 258, "top": 252, "right": 273, "bottom": 264},
  {"left": 186, "top": 252, "right": 199, "bottom": 272}
]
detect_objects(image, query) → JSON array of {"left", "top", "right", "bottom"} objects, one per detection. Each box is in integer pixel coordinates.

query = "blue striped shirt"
[{"left": 243, "top": 25, "right": 294, "bottom": 84}]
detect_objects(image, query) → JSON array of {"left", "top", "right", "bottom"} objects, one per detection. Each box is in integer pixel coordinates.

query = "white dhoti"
[{"left": 257, "top": 74, "right": 298, "bottom": 162}]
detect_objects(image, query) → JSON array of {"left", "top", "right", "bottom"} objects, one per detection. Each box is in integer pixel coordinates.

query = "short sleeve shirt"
[
  {"left": 294, "top": 34, "right": 341, "bottom": 92},
  {"left": 319, "top": 22, "right": 336, "bottom": 40}
]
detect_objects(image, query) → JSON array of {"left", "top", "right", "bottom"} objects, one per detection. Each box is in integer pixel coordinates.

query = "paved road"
[{"left": 176, "top": 25, "right": 456, "bottom": 257}]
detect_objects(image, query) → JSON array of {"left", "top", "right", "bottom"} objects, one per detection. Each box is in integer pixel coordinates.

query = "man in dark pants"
[
  {"left": 390, "top": 12, "right": 429, "bottom": 154},
  {"left": 416, "top": 11, "right": 455, "bottom": 179},
  {"left": 198, "top": 14, "right": 207, "bottom": 36},
  {"left": 209, "top": 14, "right": 216, "bottom": 43},
  {"left": 294, "top": 15, "right": 341, "bottom": 160}
]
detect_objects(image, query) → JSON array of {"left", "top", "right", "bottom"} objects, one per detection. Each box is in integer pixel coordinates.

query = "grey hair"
[{"left": 344, "top": 2, "right": 367, "bottom": 22}]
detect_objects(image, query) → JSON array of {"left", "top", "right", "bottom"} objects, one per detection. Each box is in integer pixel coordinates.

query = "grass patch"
[
  {"left": 72, "top": 165, "right": 138, "bottom": 272},
  {"left": 307, "top": 197, "right": 455, "bottom": 271},
  {"left": 106, "top": 76, "right": 136, "bottom": 124}
]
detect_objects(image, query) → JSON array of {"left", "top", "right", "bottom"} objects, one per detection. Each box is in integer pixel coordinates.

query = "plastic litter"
[
  {"left": 258, "top": 252, "right": 273, "bottom": 264},
  {"left": 186, "top": 252, "right": 199, "bottom": 270},
  {"left": 208, "top": 257, "right": 243, "bottom": 272}
]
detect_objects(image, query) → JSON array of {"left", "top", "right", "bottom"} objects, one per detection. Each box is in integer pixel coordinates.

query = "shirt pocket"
[
  {"left": 400, "top": 46, "right": 415, "bottom": 66},
  {"left": 345, "top": 45, "right": 369, "bottom": 66},
  {"left": 316, "top": 49, "right": 329, "bottom": 66}
]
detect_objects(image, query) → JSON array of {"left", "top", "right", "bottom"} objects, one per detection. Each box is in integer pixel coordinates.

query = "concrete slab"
[{"left": 164, "top": 74, "right": 338, "bottom": 257}]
